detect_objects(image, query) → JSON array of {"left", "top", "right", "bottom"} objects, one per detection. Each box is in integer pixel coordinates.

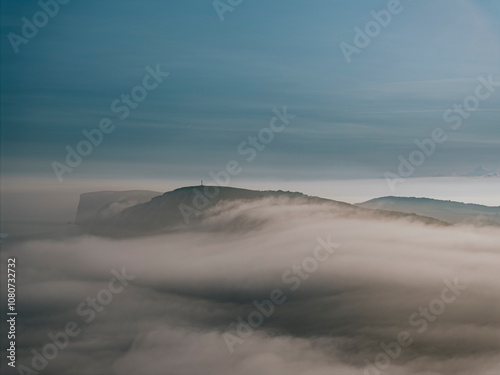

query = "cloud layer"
[{"left": 2, "top": 198, "right": 500, "bottom": 375}]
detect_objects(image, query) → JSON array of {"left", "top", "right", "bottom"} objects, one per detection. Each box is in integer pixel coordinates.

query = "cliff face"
[{"left": 75, "top": 190, "right": 161, "bottom": 225}]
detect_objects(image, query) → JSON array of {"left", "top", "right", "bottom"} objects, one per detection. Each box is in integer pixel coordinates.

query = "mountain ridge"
[
  {"left": 357, "top": 196, "right": 500, "bottom": 225},
  {"left": 76, "top": 186, "right": 450, "bottom": 237}
]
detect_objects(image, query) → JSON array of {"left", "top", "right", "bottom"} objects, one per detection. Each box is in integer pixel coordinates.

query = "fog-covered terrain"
[
  {"left": 75, "top": 190, "right": 161, "bottom": 225},
  {"left": 1, "top": 187, "right": 499, "bottom": 375},
  {"left": 78, "top": 186, "right": 446, "bottom": 237},
  {"left": 358, "top": 197, "right": 500, "bottom": 226}
]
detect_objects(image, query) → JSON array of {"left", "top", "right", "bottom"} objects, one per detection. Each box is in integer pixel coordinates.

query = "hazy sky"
[{"left": 1, "top": 0, "right": 499, "bottom": 193}]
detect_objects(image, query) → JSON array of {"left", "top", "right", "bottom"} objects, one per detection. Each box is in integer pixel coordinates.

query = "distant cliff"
[{"left": 75, "top": 190, "right": 161, "bottom": 225}]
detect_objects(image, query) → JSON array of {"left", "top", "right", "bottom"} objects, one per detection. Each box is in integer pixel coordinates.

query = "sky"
[{"left": 1, "top": 0, "right": 500, "bottom": 216}]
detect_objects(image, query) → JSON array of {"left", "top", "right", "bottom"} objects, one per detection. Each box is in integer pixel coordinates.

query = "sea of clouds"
[{"left": 1, "top": 198, "right": 499, "bottom": 375}]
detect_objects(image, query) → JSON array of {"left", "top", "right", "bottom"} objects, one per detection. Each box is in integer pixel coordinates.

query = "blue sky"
[{"left": 1, "top": 0, "right": 499, "bottom": 186}]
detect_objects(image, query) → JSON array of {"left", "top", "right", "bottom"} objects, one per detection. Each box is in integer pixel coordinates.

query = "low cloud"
[{"left": 2, "top": 198, "right": 499, "bottom": 375}]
